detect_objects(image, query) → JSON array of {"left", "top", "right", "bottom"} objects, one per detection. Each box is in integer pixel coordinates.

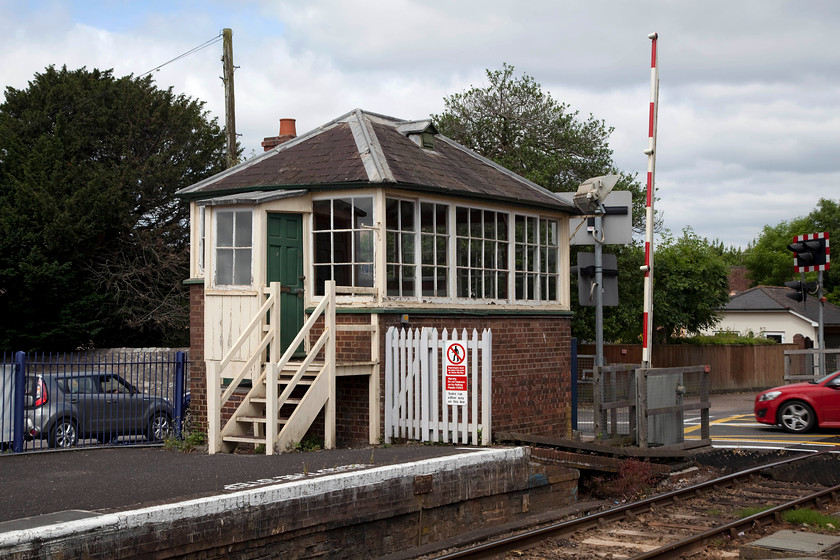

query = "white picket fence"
[{"left": 384, "top": 327, "right": 492, "bottom": 445}]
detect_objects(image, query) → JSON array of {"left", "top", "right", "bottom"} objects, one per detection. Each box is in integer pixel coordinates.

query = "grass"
[
  {"left": 737, "top": 505, "right": 772, "bottom": 518},
  {"left": 737, "top": 505, "right": 840, "bottom": 532},
  {"left": 782, "top": 508, "right": 840, "bottom": 531}
]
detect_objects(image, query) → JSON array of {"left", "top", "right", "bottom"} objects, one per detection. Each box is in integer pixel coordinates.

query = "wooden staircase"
[
  {"left": 218, "top": 363, "right": 319, "bottom": 450},
  {"left": 207, "top": 281, "right": 378, "bottom": 455}
]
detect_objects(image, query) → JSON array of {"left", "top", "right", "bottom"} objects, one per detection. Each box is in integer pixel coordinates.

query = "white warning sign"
[{"left": 445, "top": 341, "right": 467, "bottom": 406}]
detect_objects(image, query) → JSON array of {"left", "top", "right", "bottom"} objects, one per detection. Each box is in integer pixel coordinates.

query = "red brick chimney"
[{"left": 261, "top": 118, "right": 297, "bottom": 151}]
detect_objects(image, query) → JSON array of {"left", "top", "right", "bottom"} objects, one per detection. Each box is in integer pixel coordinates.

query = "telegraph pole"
[{"left": 222, "top": 28, "right": 237, "bottom": 168}]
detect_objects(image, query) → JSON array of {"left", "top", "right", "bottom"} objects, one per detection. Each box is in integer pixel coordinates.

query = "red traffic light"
[{"left": 788, "top": 233, "right": 830, "bottom": 273}]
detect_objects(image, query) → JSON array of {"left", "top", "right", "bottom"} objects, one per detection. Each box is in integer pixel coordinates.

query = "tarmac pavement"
[
  {"left": 0, "top": 443, "right": 473, "bottom": 528},
  {"left": 0, "top": 392, "right": 759, "bottom": 530}
]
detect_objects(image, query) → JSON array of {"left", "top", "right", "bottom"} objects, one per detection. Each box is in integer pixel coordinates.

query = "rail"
[{"left": 433, "top": 448, "right": 840, "bottom": 559}]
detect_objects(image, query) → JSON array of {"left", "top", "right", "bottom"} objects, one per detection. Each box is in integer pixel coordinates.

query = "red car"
[{"left": 754, "top": 370, "right": 840, "bottom": 433}]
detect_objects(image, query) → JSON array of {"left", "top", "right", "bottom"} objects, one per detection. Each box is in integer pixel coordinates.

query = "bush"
[{"left": 673, "top": 331, "right": 776, "bottom": 346}]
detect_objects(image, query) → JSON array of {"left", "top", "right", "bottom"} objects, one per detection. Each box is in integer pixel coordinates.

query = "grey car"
[{"left": 25, "top": 372, "right": 173, "bottom": 448}]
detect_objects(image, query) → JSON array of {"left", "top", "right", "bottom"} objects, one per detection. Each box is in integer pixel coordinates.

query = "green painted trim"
[
  {"left": 183, "top": 277, "right": 205, "bottom": 285},
  {"left": 177, "top": 182, "right": 364, "bottom": 202},
  {"left": 179, "top": 182, "right": 574, "bottom": 213},
  {"left": 305, "top": 306, "right": 573, "bottom": 317}
]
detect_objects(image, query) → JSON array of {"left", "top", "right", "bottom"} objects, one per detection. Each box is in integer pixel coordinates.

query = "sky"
[{"left": 2, "top": 0, "right": 838, "bottom": 249}]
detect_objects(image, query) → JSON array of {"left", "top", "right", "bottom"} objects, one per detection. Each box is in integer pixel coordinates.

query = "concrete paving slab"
[{"left": 741, "top": 529, "right": 840, "bottom": 558}]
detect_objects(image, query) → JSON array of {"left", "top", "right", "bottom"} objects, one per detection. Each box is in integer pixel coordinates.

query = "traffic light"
[
  {"left": 787, "top": 232, "right": 830, "bottom": 273},
  {"left": 784, "top": 279, "right": 818, "bottom": 302}
]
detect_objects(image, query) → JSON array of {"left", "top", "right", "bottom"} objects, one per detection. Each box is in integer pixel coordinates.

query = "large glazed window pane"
[
  {"left": 401, "top": 233, "right": 415, "bottom": 264},
  {"left": 216, "top": 248, "right": 233, "bottom": 285},
  {"left": 437, "top": 237, "right": 447, "bottom": 266},
  {"left": 233, "top": 249, "right": 251, "bottom": 285},
  {"left": 234, "top": 211, "right": 252, "bottom": 247},
  {"left": 333, "top": 231, "right": 351, "bottom": 261},
  {"left": 217, "top": 212, "right": 233, "bottom": 246},
  {"left": 314, "top": 232, "right": 332, "bottom": 264},
  {"left": 356, "top": 230, "right": 374, "bottom": 263},
  {"left": 313, "top": 200, "right": 331, "bottom": 230},
  {"left": 456, "top": 207, "right": 468, "bottom": 237},
  {"left": 355, "top": 264, "right": 374, "bottom": 287},
  {"left": 386, "top": 198, "right": 400, "bottom": 229},
  {"left": 354, "top": 197, "right": 374, "bottom": 228},
  {"left": 333, "top": 198, "right": 352, "bottom": 230},
  {"left": 420, "top": 202, "right": 434, "bottom": 233},
  {"left": 400, "top": 200, "right": 415, "bottom": 231}
]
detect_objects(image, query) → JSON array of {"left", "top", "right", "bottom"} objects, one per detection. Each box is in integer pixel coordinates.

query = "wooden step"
[
  {"left": 248, "top": 397, "right": 302, "bottom": 405},
  {"left": 262, "top": 375, "right": 316, "bottom": 386},
  {"left": 236, "top": 416, "right": 289, "bottom": 425},
  {"left": 221, "top": 434, "right": 267, "bottom": 444}
]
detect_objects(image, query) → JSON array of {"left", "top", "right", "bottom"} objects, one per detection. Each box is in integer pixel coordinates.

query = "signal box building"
[{"left": 176, "top": 109, "right": 579, "bottom": 453}]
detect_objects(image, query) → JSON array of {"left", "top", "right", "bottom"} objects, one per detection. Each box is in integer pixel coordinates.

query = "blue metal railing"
[{"left": 1, "top": 350, "right": 188, "bottom": 453}]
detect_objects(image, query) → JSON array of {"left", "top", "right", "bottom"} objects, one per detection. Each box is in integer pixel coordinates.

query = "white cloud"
[{"left": 1, "top": 0, "right": 839, "bottom": 249}]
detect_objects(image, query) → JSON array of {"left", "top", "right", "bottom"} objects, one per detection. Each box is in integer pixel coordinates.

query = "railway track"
[{"left": 433, "top": 449, "right": 840, "bottom": 560}]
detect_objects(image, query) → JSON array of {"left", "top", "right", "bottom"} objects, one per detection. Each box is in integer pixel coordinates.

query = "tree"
[
  {"left": 433, "top": 63, "right": 650, "bottom": 232},
  {"left": 572, "top": 229, "right": 730, "bottom": 343},
  {"left": 652, "top": 228, "right": 731, "bottom": 342},
  {"left": 436, "top": 64, "right": 713, "bottom": 343},
  {"left": 744, "top": 198, "right": 838, "bottom": 304},
  {"left": 0, "top": 66, "right": 230, "bottom": 350},
  {"left": 571, "top": 243, "right": 645, "bottom": 343}
]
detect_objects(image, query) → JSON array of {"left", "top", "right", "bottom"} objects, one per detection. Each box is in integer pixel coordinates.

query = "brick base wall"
[
  {"left": 188, "top": 284, "right": 207, "bottom": 433},
  {"left": 189, "top": 302, "right": 573, "bottom": 447},
  {"left": 376, "top": 313, "right": 573, "bottom": 443},
  {"left": 0, "top": 448, "right": 580, "bottom": 560}
]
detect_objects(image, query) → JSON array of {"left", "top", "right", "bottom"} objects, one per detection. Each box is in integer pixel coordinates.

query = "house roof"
[
  {"left": 176, "top": 109, "right": 577, "bottom": 213},
  {"left": 724, "top": 285, "right": 840, "bottom": 326}
]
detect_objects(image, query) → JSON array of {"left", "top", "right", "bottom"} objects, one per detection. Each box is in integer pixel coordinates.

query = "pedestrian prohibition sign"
[{"left": 445, "top": 341, "right": 467, "bottom": 406}]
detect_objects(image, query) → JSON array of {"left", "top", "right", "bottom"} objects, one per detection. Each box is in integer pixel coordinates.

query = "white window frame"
[
  {"left": 312, "top": 195, "right": 375, "bottom": 295},
  {"left": 213, "top": 209, "right": 253, "bottom": 287},
  {"left": 198, "top": 205, "right": 206, "bottom": 276},
  {"left": 455, "top": 206, "right": 509, "bottom": 301},
  {"left": 385, "top": 198, "right": 451, "bottom": 300},
  {"left": 513, "top": 214, "right": 560, "bottom": 302},
  {"left": 385, "top": 198, "right": 418, "bottom": 297},
  {"left": 763, "top": 331, "right": 785, "bottom": 343}
]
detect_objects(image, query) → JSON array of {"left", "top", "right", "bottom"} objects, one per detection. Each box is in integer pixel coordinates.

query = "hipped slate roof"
[
  {"left": 176, "top": 109, "right": 577, "bottom": 213},
  {"left": 725, "top": 286, "right": 840, "bottom": 326}
]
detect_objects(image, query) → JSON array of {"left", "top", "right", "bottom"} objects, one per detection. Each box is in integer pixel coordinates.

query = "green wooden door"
[{"left": 267, "top": 213, "right": 304, "bottom": 356}]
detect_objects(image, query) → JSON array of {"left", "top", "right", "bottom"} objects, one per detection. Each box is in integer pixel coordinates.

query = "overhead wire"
[{"left": 138, "top": 32, "right": 223, "bottom": 78}]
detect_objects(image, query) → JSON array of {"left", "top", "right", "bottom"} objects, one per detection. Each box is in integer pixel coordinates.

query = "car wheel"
[
  {"left": 147, "top": 413, "right": 172, "bottom": 442},
  {"left": 779, "top": 401, "right": 816, "bottom": 433},
  {"left": 49, "top": 419, "right": 78, "bottom": 448}
]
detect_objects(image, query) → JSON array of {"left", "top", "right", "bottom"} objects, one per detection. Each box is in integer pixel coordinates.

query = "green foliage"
[
  {"left": 653, "top": 228, "right": 731, "bottom": 342},
  {"left": 782, "top": 507, "right": 840, "bottom": 530},
  {"left": 676, "top": 332, "right": 776, "bottom": 346},
  {"left": 163, "top": 429, "right": 206, "bottom": 452},
  {"left": 737, "top": 505, "right": 772, "bottom": 518},
  {"left": 744, "top": 198, "right": 838, "bottom": 305},
  {"left": 0, "top": 65, "right": 231, "bottom": 349},
  {"left": 292, "top": 436, "right": 324, "bottom": 452},
  {"left": 573, "top": 229, "right": 730, "bottom": 344},
  {"left": 435, "top": 64, "right": 738, "bottom": 346},
  {"left": 572, "top": 243, "right": 645, "bottom": 343},
  {"left": 432, "top": 63, "right": 649, "bottom": 233}
]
